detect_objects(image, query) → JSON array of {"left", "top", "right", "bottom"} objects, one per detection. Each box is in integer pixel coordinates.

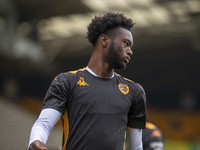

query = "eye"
[{"left": 124, "top": 41, "right": 129, "bottom": 46}]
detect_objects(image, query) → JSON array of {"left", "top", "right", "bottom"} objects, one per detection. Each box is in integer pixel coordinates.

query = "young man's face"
[{"left": 106, "top": 27, "right": 133, "bottom": 70}]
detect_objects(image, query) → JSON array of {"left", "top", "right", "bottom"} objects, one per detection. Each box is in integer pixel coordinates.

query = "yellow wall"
[{"left": 148, "top": 109, "right": 200, "bottom": 143}]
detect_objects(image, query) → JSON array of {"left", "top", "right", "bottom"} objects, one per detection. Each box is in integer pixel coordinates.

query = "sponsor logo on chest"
[{"left": 76, "top": 77, "right": 89, "bottom": 86}]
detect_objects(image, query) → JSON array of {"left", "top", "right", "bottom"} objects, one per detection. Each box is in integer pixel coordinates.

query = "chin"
[{"left": 114, "top": 63, "right": 126, "bottom": 70}]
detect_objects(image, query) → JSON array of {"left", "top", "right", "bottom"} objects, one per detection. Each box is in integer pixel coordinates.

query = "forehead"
[{"left": 110, "top": 27, "right": 133, "bottom": 43}]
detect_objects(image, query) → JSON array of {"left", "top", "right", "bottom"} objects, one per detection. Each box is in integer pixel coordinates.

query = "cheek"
[
  {"left": 113, "top": 43, "right": 125, "bottom": 58},
  {"left": 116, "top": 48, "right": 123, "bottom": 57},
  {"left": 119, "top": 47, "right": 126, "bottom": 57}
]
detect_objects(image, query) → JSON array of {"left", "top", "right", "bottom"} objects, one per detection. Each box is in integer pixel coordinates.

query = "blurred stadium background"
[{"left": 0, "top": 0, "right": 200, "bottom": 149}]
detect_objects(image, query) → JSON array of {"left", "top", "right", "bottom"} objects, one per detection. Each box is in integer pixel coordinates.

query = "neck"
[{"left": 87, "top": 50, "right": 114, "bottom": 78}]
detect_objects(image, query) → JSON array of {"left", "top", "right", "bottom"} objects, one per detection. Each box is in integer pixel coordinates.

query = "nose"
[{"left": 127, "top": 48, "right": 133, "bottom": 56}]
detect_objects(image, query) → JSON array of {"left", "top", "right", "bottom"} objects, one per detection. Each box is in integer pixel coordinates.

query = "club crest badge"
[{"left": 118, "top": 83, "right": 129, "bottom": 95}]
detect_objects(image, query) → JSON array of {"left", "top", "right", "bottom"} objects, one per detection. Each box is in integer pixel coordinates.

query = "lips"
[{"left": 124, "top": 57, "right": 130, "bottom": 64}]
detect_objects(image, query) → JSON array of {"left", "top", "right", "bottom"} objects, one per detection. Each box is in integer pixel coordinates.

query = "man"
[
  {"left": 142, "top": 121, "right": 164, "bottom": 150},
  {"left": 125, "top": 121, "right": 164, "bottom": 150},
  {"left": 28, "top": 12, "right": 146, "bottom": 150}
]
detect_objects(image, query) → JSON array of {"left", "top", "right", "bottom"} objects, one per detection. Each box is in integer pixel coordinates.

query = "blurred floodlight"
[
  {"left": 82, "top": 0, "right": 131, "bottom": 11},
  {"left": 34, "top": 0, "right": 200, "bottom": 42},
  {"left": 12, "top": 37, "right": 44, "bottom": 62},
  {"left": 37, "top": 14, "right": 92, "bottom": 40}
]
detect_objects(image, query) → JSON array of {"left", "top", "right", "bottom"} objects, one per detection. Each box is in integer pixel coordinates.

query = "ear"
[{"left": 99, "top": 34, "right": 109, "bottom": 48}]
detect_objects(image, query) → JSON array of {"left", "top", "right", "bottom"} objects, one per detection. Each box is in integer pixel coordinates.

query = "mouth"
[{"left": 124, "top": 57, "right": 130, "bottom": 64}]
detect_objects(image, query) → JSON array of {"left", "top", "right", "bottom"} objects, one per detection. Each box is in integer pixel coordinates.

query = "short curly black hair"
[{"left": 87, "top": 12, "right": 134, "bottom": 46}]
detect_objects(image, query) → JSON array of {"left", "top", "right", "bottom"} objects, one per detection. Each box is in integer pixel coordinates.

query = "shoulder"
[
  {"left": 56, "top": 68, "right": 86, "bottom": 79},
  {"left": 66, "top": 67, "right": 87, "bottom": 75},
  {"left": 52, "top": 68, "right": 87, "bottom": 85},
  {"left": 146, "top": 122, "right": 158, "bottom": 130},
  {"left": 115, "top": 72, "right": 136, "bottom": 85},
  {"left": 144, "top": 122, "right": 163, "bottom": 138},
  {"left": 115, "top": 72, "right": 145, "bottom": 92}
]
